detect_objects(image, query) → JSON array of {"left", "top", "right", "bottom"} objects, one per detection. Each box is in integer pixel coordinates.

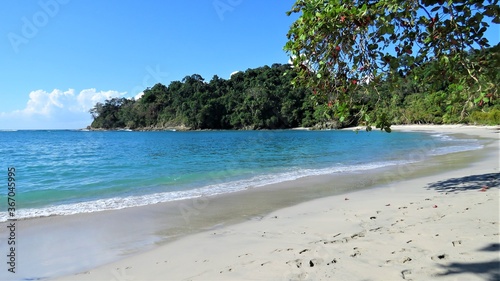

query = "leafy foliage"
[
  {"left": 89, "top": 46, "right": 499, "bottom": 130},
  {"left": 89, "top": 64, "right": 319, "bottom": 130},
  {"left": 284, "top": 0, "right": 500, "bottom": 131}
]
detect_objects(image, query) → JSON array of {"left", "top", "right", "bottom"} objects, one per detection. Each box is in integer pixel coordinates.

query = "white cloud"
[
  {"left": 230, "top": 71, "right": 240, "bottom": 78},
  {"left": 134, "top": 91, "right": 144, "bottom": 100},
  {"left": 0, "top": 89, "right": 126, "bottom": 130},
  {"left": 75, "top": 89, "right": 123, "bottom": 112}
]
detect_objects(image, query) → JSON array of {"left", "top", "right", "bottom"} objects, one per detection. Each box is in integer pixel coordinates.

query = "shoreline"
[
  {"left": 0, "top": 125, "right": 497, "bottom": 280},
  {"left": 3, "top": 125, "right": 486, "bottom": 224},
  {"left": 83, "top": 123, "right": 499, "bottom": 132},
  {"left": 50, "top": 125, "right": 498, "bottom": 281}
]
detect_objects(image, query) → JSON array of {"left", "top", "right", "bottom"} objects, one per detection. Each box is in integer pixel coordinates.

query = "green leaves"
[{"left": 284, "top": 0, "right": 499, "bottom": 131}]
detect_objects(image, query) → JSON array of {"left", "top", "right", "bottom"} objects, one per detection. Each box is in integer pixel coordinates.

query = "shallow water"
[{"left": 0, "top": 129, "right": 482, "bottom": 221}]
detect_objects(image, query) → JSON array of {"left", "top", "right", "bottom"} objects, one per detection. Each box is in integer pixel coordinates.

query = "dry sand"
[{"left": 54, "top": 125, "right": 499, "bottom": 281}]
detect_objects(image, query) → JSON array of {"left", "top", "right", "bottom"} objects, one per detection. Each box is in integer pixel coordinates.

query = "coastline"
[{"left": 47, "top": 125, "right": 499, "bottom": 281}]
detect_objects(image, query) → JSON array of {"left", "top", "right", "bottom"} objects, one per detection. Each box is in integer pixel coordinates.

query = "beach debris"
[
  {"left": 299, "top": 249, "right": 310, "bottom": 254},
  {"left": 385, "top": 203, "right": 391, "bottom": 206},
  {"left": 326, "top": 259, "right": 337, "bottom": 265},
  {"left": 402, "top": 257, "right": 412, "bottom": 263},
  {"left": 433, "top": 205, "right": 438, "bottom": 208},
  {"left": 370, "top": 216, "right": 377, "bottom": 220},
  {"left": 309, "top": 260, "right": 315, "bottom": 267},
  {"left": 452, "top": 240, "right": 462, "bottom": 247},
  {"left": 431, "top": 254, "right": 448, "bottom": 261},
  {"left": 344, "top": 197, "right": 349, "bottom": 201},
  {"left": 479, "top": 186, "right": 489, "bottom": 192}
]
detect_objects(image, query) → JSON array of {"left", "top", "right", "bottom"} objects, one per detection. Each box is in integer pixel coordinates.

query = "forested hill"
[
  {"left": 89, "top": 64, "right": 327, "bottom": 130},
  {"left": 89, "top": 46, "right": 499, "bottom": 131}
]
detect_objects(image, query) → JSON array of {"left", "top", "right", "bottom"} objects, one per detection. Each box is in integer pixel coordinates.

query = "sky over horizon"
[
  {"left": 1, "top": 1, "right": 499, "bottom": 129},
  {"left": 0, "top": 0, "right": 298, "bottom": 129}
]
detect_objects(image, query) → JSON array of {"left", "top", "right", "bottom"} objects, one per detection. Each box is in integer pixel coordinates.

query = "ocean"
[{"left": 0, "top": 129, "right": 483, "bottom": 222}]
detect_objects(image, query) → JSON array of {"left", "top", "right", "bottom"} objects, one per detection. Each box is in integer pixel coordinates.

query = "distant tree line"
[
  {"left": 89, "top": 48, "right": 499, "bottom": 131},
  {"left": 89, "top": 64, "right": 325, "bottom": 130}
]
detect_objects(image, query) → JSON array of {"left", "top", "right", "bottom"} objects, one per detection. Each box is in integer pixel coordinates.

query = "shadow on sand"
[
  {"left": 427, "top": 173, "right": 499, "bottom": 280},
  {"left": 436, "top": 244, "right": 500, "bottom": 281},
  {"left": 426, "top": 172, "right": 499, "bottom": 193}
]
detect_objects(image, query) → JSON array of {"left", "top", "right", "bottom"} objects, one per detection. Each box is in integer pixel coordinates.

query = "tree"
[
  {"left": 88, "top": 64, "right": 325, "bottom": 130},
  {"left": 284, "top": 0, "right": 500, "bottom": 131}
]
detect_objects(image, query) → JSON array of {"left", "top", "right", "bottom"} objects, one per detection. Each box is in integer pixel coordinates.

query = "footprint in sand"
[
  {"left": 325, "top": 231, "right": 365, "bottom": 244},
  {"left": 286, "top": 259, "right": 303, "bottom": 269},
  {"left": 350, "top": 247, "right": 361, "bottom": 258},
  {"left": 350, "top": 231, "right": 366, "bottom": 239},
  {"left": 369, "top": 226, "right": 383, "bottom": 232},
  {"left": 401, "top": 257, "right": 412, "bottom": 263},
  {"left": 452, "top": 240, "right": 462, "bottom": 247},
  {"left": 219, "top": 267, "right": 233, "bottom": 274},
  {"left": 272, "top": 248, "right": 291, "bottom": 253},
  {"left": 324, "top": 237, "right": 349, "bottom": 244},
  {"left": 283, "top": 271, "right": 317, "bottom": 281},
  {"left": 401, "top": 269, "right": 412, "bottom": 280}
]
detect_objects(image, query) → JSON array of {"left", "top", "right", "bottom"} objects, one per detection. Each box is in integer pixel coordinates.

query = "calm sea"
[{"left": 0, "top": 129, "right": 482, "bottom": 221}]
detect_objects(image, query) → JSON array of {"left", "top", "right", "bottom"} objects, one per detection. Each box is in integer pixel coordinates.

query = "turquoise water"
[{"left": 0, "top": 129, "right": 482, "bottom": 221}]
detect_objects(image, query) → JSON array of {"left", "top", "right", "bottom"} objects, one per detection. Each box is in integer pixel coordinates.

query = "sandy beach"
[{"left": 46, "top": 125, "right": 499, "bottom": 281}]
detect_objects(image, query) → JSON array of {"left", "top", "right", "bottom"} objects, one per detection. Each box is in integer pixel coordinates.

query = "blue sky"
[
  {"left": 0, "top": 1, "right": 498, "bottom": 129},
  {"left": 0, "top": 0, "right": 298, "bottom": 129}
]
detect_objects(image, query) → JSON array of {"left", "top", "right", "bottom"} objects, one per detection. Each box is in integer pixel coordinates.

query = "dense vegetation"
[
  {"left": 359, "top": 44, "right": 500, "bottom": 126},
  {"left": 285, "top": 0, "right": 499, "bottom": 131},
  {"left": 89, "top": 64, "right": 320, "bottom": 130},
  {"left": 89, "top": 45, "right": 499, "bottom": 130}
]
